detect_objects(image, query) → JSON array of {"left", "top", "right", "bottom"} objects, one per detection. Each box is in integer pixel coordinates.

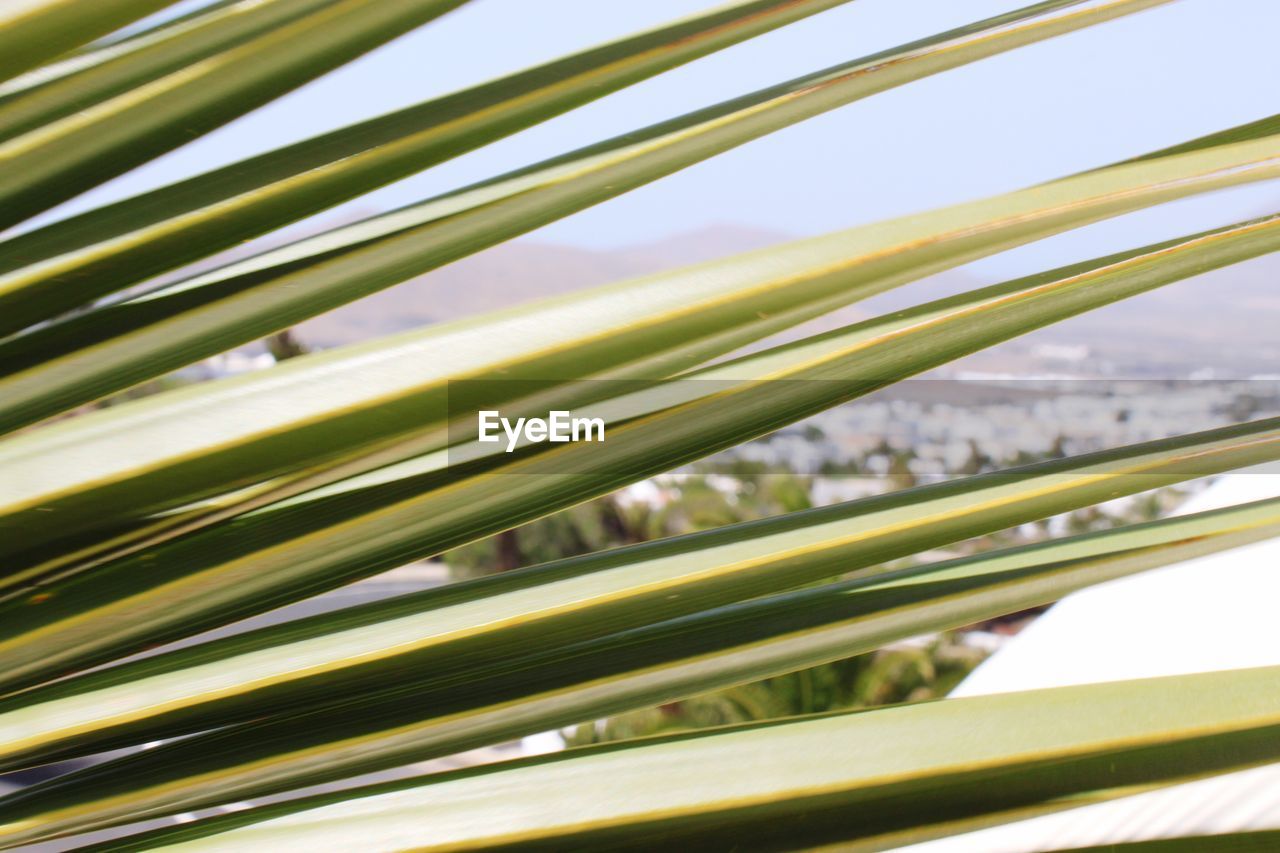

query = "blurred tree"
[{"left": 565, "top": 634, "right": 986, "bottom": 746}]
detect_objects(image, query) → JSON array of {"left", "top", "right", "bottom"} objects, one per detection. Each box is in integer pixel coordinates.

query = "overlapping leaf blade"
[
  {"left": 0, "top": 1, "right": 246, "bottom": 109},
  {"left": 0, "top": 0, "right": 858, "bottom": 333},
  {"left": 0, "top": 0, "right": 178, "bottom": 84},
  {"left": 28, "top": 666, "right": 1280, "bottom": 851},
  {"left": 4, "top": 212, "right": 1278, "bottom": 690},
  {"left": 5, "top": 118, "right": 1276, "bottom": 563},
  {"left": 0, "top": 0, "right": 345, "bottom": 144},
  {"left": 1, "top": 488, "right": 1277, "bottom": 844},
  {"left": 0, "top": 2, "right": 1272, "bottom": 849},
  {"left": 0, "top": 0, "right": 472, "bottom": 231},
  {"left": 0, "top": 0, "right": 1173, "bottom": 417}
]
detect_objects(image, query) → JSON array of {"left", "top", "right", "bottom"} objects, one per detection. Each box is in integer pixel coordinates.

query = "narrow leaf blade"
[{"left": 0, "top": 0, "right": 857, "bottom": 332}]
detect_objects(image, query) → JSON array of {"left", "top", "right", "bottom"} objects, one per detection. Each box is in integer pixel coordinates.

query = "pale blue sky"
[{"left": 49, "top": 0, "right": 1280, "bottom": 280}]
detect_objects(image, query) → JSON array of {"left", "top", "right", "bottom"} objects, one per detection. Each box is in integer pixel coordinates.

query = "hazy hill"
[
  {"left": 965, "top": 248, "right": 1280, "bottom": 377},
  {"left": 279, "top": 221, "right": 1278, "bottom": 377},
  {"left": 294, "top": 224, "right": 988, "bottom": 349},
  {"left": 294, "top": 225, "right": 799, "bottom": 346}
]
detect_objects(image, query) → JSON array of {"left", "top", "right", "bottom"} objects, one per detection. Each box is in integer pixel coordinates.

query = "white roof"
[{"left": 901, "top": 471, "right": 1280, "bottom": 852}]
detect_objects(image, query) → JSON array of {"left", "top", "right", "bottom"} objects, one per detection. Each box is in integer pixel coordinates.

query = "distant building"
[{"left": 903, "top": 470, "right": 1280, "bottom": 851}]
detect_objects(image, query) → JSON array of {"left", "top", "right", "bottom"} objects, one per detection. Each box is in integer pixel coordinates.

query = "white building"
[{"left": 904, "top": 470, "right": 1280, "bottom": 851}]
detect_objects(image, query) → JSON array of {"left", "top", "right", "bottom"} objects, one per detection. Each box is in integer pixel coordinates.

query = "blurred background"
[
  {"left": 9, "top": 2, "right": 1280, "bottom": 846},
  {"left": 48, "top": 0, "right": 1280, "bottom": 384},
  {"left": 27, "top": 0, "right": 1280, "bottom": 740}
]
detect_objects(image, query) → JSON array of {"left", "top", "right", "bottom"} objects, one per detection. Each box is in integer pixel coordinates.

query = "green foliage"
[
  {"left": 447, "top": 465, "right": 814, "bottom": 574},
  {"left": 0, "top": 1, "right": 1278, "bottom": 849},
  {"left": 565, "top": 634, "right": 985, "bottom": 747}
]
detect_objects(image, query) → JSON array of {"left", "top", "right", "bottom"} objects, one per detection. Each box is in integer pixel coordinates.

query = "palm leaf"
[
  {"left": 4, "top": 212, "right": 1277, "bottom": 688},
  {"left": 0, "top": 0, "right": 472, "bottom": 230},
  {"left": 0, "top": 0, "right": 178, "bottom": 84},
  {"left": 1, "top": 492, "right": 1277, "bottom": 841},
  {"left": 0, "top": 0, "right": 857, "bottom": 333},
  {"left": 5, "top": 121, "right": 1275, "bottom": 559},
  {"left": 4, "top": 376, "right": 1279, "bottom": 694},
  {"left": 10, "top": 209, "right": 1280, "bottom": 578},
  {"left": 1, "top": 3, "right": 1272, "bottom": 849},
  {"left": 0, "top": 0, "right": 1173, "bottom": 401},
  {"left": 0, "top": 0, "right": 247, "bottom": 105},
  {"left": 0, "top": 0, "right": 357, "bottom": 143},
  {"left": 23, "top": 666, "right": 1280, "bottom": 851}
]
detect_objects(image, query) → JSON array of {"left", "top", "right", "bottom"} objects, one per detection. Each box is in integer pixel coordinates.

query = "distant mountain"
[
  {"left": 968, "top": 248, "right": 1280, "bottom": 377},
  {"left": 293, "top": 224, "right": 996, "bottom": 351},
  {"left": 294, "top": 225, "right": 799, "bottom": 347},
  {"left": 1030, "top": 248, "right": 1280, "bottom": 348},
  {"left": 274, "top": 219, "right": 1279, "bottom": 377}
]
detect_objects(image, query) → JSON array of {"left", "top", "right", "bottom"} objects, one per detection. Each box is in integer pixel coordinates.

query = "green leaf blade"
[
  {"left": 0, "top": 0, "right": 858, "bottom": 334},
  {"left": 19, "top": 665, "right": 1280, "bottom": 850},
  {"left": 0, "top": 0, "right": 346, "bottom": 144},
  {"left": 3, "top": 212, "right": 1277, "bottom": 692},
  {"left": 0, "top": 0, "right": 472, "bottom": 231},
  {"left": 0, "top": 0, "right": 1174, "bottom": 404},
  {"left": 4, "top": 121, "right": 1275, "bottom": 561},
  {"left": 2, "top": 413, "right": 1279, "bottom": 771},
  {"left": 0, "top": 0, "right": 179, "bottom": 84}
]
